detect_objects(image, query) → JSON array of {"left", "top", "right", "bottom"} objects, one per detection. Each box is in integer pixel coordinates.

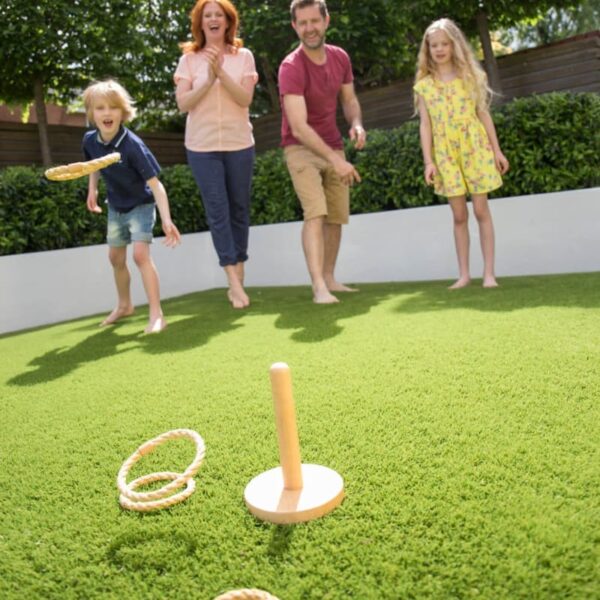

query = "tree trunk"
[
  {"left": 476, "top": 7, "right": 502, "bottom": 98},
  {"left": 260, "top": 56, "right": 281, "bottom": 113},
  {"left": 33, "top": 77, "right": 52, "bottom": 166}
]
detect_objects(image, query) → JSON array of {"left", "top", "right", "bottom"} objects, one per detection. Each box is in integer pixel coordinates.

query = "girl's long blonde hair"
[{"left": 414, "top": 18, "right": 492, "bottom": 112}]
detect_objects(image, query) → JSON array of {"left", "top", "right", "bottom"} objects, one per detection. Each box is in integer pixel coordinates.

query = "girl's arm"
[
  {"left": 208, "top": 47, "right": 256, "bottom": 108},
  {"left": 417, "top": 95, "right": 437, "bottom": 185},
  {"left": 477, "top": 108, "right": 510, "bottom": 174},
  {"left": 86, "top": 171, "right": 102, "bottom": 213},
  {"left": 147, "top": 177, "right": 181, "bottom": 247}
]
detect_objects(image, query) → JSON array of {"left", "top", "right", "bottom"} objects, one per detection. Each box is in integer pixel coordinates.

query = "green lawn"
[{"left": 1, "top": 274, "right": 599, "bottom": 599}]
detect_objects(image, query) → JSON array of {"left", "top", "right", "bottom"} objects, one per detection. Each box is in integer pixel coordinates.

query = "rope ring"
[
  {"left": 213, "top": 590, "right": 280, "bottom": 600},
  {"left": 117, "top": 429, "right": 205, "bottom": 511},
  {"left": 119, "top": 472, "right": 196, "bottom": 512}
]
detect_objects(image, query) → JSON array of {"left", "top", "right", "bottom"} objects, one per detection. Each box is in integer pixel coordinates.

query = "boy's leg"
[
  {"left": 132, "top": 242, "right": 166, "bottom": 332},
  {"left": 448, "top": 195, "right": 471, "bottom": 289},
  {"left": 472, "top": 193, "right": 498, "bottom": 287},
  {"left": 102, "top": 245, "right": 134, "bottom": 326}
]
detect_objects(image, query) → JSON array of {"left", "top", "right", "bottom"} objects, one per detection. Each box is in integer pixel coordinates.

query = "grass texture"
[{"left": 1, "top": 273, "right": 599, "bottom": 599}]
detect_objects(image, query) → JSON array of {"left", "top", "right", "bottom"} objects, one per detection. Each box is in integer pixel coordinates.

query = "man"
[{"left": 279, "top": 0, "right": 367, "bottom": 304}]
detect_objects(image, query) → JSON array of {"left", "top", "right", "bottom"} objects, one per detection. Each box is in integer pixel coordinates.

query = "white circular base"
[{"left": 244, "top": 464, "right": 344, "bottom": 524}]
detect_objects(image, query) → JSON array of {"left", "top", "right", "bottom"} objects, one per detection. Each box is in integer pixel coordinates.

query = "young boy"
[{"left": 82, "top": 79, "right": 180, "bottom": 334}]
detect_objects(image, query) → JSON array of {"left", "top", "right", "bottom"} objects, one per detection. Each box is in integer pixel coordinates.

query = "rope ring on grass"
[
  {"left": 213, "top": 590, "right": 280, "bottom": 600},
  {"left": 117, "top": 429, "right": 205, "bottom": 512}
]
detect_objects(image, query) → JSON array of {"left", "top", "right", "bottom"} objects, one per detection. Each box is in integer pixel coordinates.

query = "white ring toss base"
[{"left": 117, "top": 429, "right": 205, "bottom": 512}]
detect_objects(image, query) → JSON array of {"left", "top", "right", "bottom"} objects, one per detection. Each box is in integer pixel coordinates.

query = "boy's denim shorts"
[{"left": 106, "top": 203, "right": 156, "bottom": 247}]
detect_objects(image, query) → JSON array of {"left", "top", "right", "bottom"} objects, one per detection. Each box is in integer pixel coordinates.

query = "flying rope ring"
[
  {"left": 117, "top": 429, "right": 205, "bottom": 512},
  {"left": 45, "top": 152, "right": 121, "bottom": 181},
  {"left": 213, "top": 590, "right": 280, "bottom": 600}
]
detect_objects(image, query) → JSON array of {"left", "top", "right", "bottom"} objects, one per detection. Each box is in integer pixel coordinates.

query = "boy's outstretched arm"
[
  {"left": 147, "top": 177, "right": 181, "bottom": 247},
  {"left": 87, "top": 171, "right": 102, "bottom": 213}
]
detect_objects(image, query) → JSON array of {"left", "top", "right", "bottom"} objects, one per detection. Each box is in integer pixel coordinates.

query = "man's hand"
[
  {"left": 332, "top": 155, "right": 361, "bottom": 186},
  {"left": 349, "top": 124, "right": 366, "bottom": 150}
]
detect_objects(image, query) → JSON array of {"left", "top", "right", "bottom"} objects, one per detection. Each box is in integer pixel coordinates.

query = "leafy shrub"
[{"left": 1, "top": 92, "right": 598, "bottom": 255}]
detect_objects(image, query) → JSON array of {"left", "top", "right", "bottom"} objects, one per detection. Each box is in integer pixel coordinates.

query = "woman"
[{"left": 175, "top": 0, "right": 257, "bottom": 308}]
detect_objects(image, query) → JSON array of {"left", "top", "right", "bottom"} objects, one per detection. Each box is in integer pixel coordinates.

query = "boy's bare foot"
[
  {"left": 313, "top": 287, "right": 339, "bottom": 304},
  {"left": 483, "top": 277, "right": 499, "bottom": 288},
  {"left": 144, "top": 316, "right": 167, "bottom": 334},
  {"left": 227, "top": 288, "right": 249, "bottom": 309},
  {"left": 325, "top": 279, "right": 359, "bottom": 293},
  {"left": 100, "top": 305, "right": 134, "bottom": 326},
  {"left": 448, "top": 278, "right": 471, "bottom": 290}
]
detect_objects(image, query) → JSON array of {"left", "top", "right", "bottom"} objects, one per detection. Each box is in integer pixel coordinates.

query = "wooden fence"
[{"left": 1, "top": 31, "right": 598, "bottom": 168}]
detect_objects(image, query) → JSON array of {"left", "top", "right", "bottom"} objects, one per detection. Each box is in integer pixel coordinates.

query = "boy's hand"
[
  {"left": 424, "top": 163, "right": 437, "bottom": 186},
  {"left": 162, "top": 220, "right": 181, "bottom": 248},
  {"left": 86, "top": 193, "right": 102, "bottom": 214}
]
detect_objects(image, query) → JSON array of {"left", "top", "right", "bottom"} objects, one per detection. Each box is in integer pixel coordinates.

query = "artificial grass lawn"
[{"left": 1, "top": 273, "right": 599, "bottom": 600}]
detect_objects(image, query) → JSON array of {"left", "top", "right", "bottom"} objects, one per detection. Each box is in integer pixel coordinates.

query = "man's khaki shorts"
[{"left": 284, "top": 145, "right": 349, "bottom": 224}]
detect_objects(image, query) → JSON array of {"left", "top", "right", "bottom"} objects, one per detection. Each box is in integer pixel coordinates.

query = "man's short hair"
[{"left": 290, "top": 0, "right": 328, "bottom": 22}]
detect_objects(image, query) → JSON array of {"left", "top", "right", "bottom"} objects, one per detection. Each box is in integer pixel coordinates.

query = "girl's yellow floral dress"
[{"left": 414, "top": 76, "right": 502, "bottom": 197}]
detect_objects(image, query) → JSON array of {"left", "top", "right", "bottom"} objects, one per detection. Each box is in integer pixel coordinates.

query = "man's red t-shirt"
[{"left": 278, "top": 44, "right": 353, "bottom": 150}]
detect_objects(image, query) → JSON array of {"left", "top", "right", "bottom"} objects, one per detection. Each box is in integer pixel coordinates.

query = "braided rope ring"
[
  {"left": 45, "top": 152, "right": 121, "bottom": 181},
  {"left": 213, "top": 590, "right": 280, "bottom": 600},
  {"left": 117, "top": 429, "right": 205, "bottom": 512}
]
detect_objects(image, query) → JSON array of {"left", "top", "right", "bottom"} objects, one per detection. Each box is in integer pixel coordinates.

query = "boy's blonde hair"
[
  {"left": 82, "top": 80, "right": 137, "bottom": 124},
  {"left": 414, "top": 18, "right": 492, "bottom": 112}
]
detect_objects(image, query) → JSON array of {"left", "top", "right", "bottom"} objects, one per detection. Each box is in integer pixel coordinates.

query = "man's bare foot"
[
  {"left": 227, "top": 288, "right": 249, "bottom": 309},
  {"left": 448, "top": 278, "right": 471, "bottom": 290},
  {"left": 144, "top": 316, "right": 167, "bottom": 334},
  {"left": 313, "top": 288, "right": 339, "bottom": 304},
  {"left": 325, "top": 280, "right": 359, "bottom": 293},
  {"left": 483, "top": 277, "right": 499, "bottom": 288},
  {"left": 100, "top": 305, "right": 134, "bottom": 326}
]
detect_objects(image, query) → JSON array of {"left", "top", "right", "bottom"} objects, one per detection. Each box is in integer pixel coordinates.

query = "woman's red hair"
[{"left": 180, "top": 0, "right": 243, "bottom": 53}]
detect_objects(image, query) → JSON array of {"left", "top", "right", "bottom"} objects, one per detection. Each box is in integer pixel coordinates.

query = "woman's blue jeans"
[{"left": 187, "top": 146, "right": 255, "bottom": 267}]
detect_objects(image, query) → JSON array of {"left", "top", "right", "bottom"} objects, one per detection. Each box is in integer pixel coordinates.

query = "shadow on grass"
[
  {"left": 393, "top": 272, "right": 600, "bottom": 314},
  {"left": 8, "top": 285, "right": 392, "bottom": 386},
  {"left": 106, "top": 530, "right": 198, "bottom": 574},
  {"left": 267, "top": 524, "right": 295, "bottom": 560}
]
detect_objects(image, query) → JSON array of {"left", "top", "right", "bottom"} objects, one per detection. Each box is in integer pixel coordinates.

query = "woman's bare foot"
[
  {"left": 144, "top": 316, "right": 167, "bottom": 334},
  {"left": 227, "top": 287, "right": 249, "bottom": 309},
  {"left": 313, "top": 286, "right": 339, "bottom": 304},
  {"left": 483, "top": 277, "right": 499, "bottom": 288},
  {"left": 448, "top": 278, "right": 471, "bottom": 290},
  {"left": 325, "top": 279, "right": 359, "bottom": 293},
  {"left": 100, "top": 305, "right": 134, "bottom": 326}
]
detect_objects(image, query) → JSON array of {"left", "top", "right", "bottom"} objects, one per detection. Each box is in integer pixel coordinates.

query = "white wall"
[{"left": 1, "top": 187, "right": 598, "bottom": 334}]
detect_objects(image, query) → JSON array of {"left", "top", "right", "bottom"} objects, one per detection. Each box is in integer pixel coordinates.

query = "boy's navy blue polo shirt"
[{"left": 82, "top": 126, "right": 160, "bottom": 213}]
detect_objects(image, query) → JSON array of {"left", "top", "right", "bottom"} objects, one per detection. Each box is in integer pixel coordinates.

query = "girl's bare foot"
[
  {"left": 227, "top": 288, "right": 249, "bottom": 309},
  {"left": 144, "top": 316, "right": 167, "bottom": 334},
  {"left": 483, "top": 277, "right": 499, "bottom": 288},
  {"left": 448, "top": 278, "right": 471, "bottom": 290},
  {"left": 101, "top": 305, "right": 134, "bottom": 326}
]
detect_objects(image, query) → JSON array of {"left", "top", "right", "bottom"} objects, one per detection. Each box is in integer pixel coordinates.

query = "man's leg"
[
  {"left": 302, "top": 217, "right": 338, "bottom": 304},
  {"left": 323, "top": 223, "right": 358, "bottom": 292}
]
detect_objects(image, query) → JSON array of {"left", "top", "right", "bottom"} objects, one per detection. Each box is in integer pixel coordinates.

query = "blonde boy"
[{"left": 82, "top": 80, "right": 180, "bottom": 333}]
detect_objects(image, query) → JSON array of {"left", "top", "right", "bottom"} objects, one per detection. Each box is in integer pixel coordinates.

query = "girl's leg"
[
  {"left": 102, "top": 246, "right": 134, "bottom": 325},
  {"left": 471, "top": 193, "right": 498, "bottom": 287},
  {"left": 448, "top": 195, "right": 471, "bottom": 289},
  {"left": 132, "top": 242, "right": 166, "bottom": 332}
]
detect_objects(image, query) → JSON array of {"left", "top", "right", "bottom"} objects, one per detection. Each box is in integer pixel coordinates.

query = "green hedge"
[{"left": 1, "top": 92, "right": 598, "bottom": 256}]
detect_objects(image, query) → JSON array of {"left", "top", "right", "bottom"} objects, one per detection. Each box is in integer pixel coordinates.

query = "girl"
[
  {"left": 174, "top": 0, "right": 258, "bottom": 309},
  {"left": 414, "top": 18, "right": 509, "bottom": 289}
]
